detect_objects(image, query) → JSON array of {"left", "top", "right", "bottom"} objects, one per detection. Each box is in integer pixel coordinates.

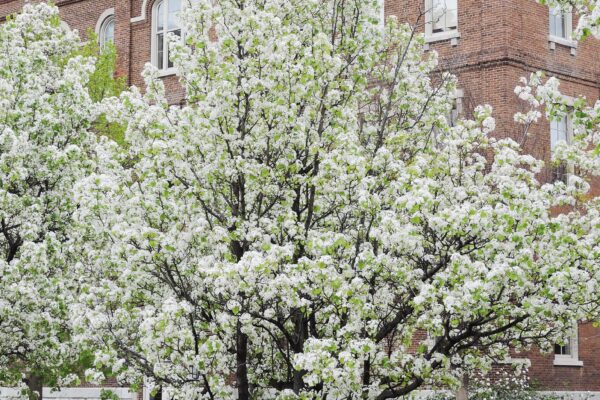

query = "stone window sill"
[
  {"left": 158, "top": 67, "right": 178, "bottom": 78},
  {"left": 424, "top": 30, "right": 461, "bottom": 48},
  {"left": 498, "top": 357, "right": 530, "bottom": 365},
  {"left": 549, "top": 35, "right": 578, "bottom": 55},
  {"left": 553, "top": 357, "right": 583, "bottom": 367}
]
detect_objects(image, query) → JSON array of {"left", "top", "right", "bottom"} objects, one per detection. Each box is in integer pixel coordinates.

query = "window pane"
[
  {"left": 107, "top": 20, "right": 115, "bottom": 42},
  {"left": 158, "top": 33, "right": 164, "bottom": 69},
  {"left": 167, "top": 29, "right": 181, "bottom": 68},
  {"left": 555, "top": 344, "right": 564, "bottom": 355},
  {"left": 446, "top": 8, "right": 457, "bottom": 29},
  {"left": 103, "top": 19, "right": 115, "bottom": 47},
  {"left": 157, "top": 1, "right": 165, "bottom": 31},
  {"left": 432, "top": 0, "right": 445, "bottom": 32},
  {"left": 551, "top": 117, "right": 568, "bottom": 151},
  {"left": 555, "top": 339, "right": 571, "bottom": 355},
  {"left": 446, "top": 0, "right": 457, "bottom": 29},
  {"left": 550, "top": 7, "right": 565, "bottom": 37},
  {"left": 168, "top": 0, "right": 181, "bottom": 30},
  {"left": 558, "top": 118, "right": 568, "bottom": 142},
  {"left": 431, "top": 0, "right": 457, "bottom": 32},
  {"left": 565, "top": 340, "right": 572, "bottom": 355},
  {"left": 556, "top": 15, "right": 564, "bottom": 37}
]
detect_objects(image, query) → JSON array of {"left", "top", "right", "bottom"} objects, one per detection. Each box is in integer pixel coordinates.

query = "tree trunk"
[
  {"left": 236, "top": 322, "right": 250, "bottom": 400},
  {"left": 456, "top": 375, "right": 468, "bottom": 400},
  {"left": 26, "top": 373, "right": 43, "bottom": 400},
  {"left": 291, "top": 310, "right": 307, "bottom": 394}
]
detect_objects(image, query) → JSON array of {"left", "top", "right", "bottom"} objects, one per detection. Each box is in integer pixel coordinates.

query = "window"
[
  {"left": 99, "top": 15, "right": 115, "bottom": 49},
  {"left": 449, "top": 89, "right": 464, "bottom": 127},
  {"left": 153, "top": 0, "right": 182, "bottom": 72},
  {"left": 425, "top": 0, "right": 460, "bottom": 45},
  {"left": 432, "top": 89, "right": 463, "bottom": 147},
  {"left": 554, "top": 340, "right": 571, "bottom": 356},
  {"left": 549, "top": 6, "right": 569, "bottom": 39},
  {"left": 554, "top": 324, "right": 583, "bottom": 366},
  {"left": 96, "top": 9, "right": 116, "bottom": 50},
  {"left": 548, "top": 6, "right": 577, "bottom": 53},
  {"left": 550, "top": 114, "right": 571, "bottom": 183},
  {"left": 432, "top": 0, "right": 457, "bottom": 33}
]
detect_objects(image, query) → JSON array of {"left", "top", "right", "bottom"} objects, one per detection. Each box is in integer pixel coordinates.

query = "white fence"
[{"left": 0, "top": 388, "right": 137, "bottom": 400}]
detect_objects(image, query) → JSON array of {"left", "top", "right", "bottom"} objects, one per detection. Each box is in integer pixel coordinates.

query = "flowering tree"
[
  {"left": 71, "top": 0, "right": 600, "bottom": 399},
  {"left": 0, "top": 4, "right": 104, "bottom": 398}
]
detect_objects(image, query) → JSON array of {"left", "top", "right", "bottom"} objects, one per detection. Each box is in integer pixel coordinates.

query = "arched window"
[
  {"left": 100, "top": 16, "right": 115, "bottom": 48},
  {"left": 96, "top": 9, "right": 115, "bottom": 50},
  {"left": 153, "top": 0, "right": 182, "bottom": 71}
]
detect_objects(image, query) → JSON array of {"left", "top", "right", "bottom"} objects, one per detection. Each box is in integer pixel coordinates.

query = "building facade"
[
  {"left": 1, "top": 0, "right": 600, "bottom": 398},
  {"left": 391, "top": 1, "right": 600, "bottom": 395}
]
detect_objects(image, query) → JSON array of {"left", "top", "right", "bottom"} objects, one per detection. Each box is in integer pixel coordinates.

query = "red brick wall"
[
  {"left": 524, "top": 323, "right": 600, "bottom": 391},
  {"left": 0, "top": 0, "right": 23, "bottom": 19},
  {"left": 56, "top": 0, "right": 116, "bottom": 41},
  {"left": 388, "top": 0, "right": 600, "bottom": 392}
]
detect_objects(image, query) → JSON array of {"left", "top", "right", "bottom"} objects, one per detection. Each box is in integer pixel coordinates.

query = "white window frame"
[
  {"left": 548, "top": 6, "right": 577, "bottom": 54},
  {"left": 424, "top": 0, "right": 460, "bottom": 45},
  {"left": 152, "top": 0, "right": 184, "bottom": 77},
  {"left": 554, "top": 323, "right": 583, "bottom": 367},
  {"left": 549, "top": 113, "right": 572, "bottom": 184},
  {"left": 96, "top": 8, "right": 116, "bottom": 49}
]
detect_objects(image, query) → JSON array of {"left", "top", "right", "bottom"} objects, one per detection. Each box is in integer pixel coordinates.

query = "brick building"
[
  {"left": 392, "top": 1, "right": 600, "bottom": 394},
  {"left": 1, "top": 0, "right": 600, "bottom": 398},
  {"left": 395, "top": 1, "right": 600, "bottom": 396}
]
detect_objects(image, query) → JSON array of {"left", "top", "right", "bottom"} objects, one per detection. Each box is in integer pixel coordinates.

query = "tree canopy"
[
  {"left": 1, "top": 1, "right": 599, "bottom": 399},
  {"left": 70, "top": 0, "right": 600, "bottom": 399},
  {"left": 0, "top": 4, "right": 124, "bottom": 398}
]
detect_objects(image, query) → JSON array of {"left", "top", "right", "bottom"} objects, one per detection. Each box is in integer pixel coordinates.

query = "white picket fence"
[{"left": 0, "top": 387, "right": 137, "bottom": 400}]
